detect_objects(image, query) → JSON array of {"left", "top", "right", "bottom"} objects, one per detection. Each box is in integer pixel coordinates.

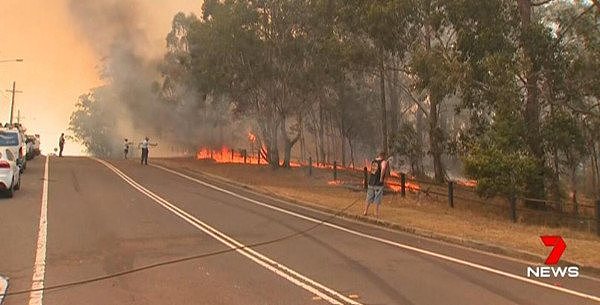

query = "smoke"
[
  {"left": 67, "top": 0, "right": 257, "bottom": 157},
  {"left": 66, "top": 1, "right": 178, "bottom": 157}
]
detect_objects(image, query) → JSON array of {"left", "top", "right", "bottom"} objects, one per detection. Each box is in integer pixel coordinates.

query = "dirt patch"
[{"left": 154, "top": 157, "right": 600, "bottom": 270}]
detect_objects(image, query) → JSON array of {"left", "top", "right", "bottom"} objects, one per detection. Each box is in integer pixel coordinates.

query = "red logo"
[{"left": 541, "top": 236, "right": 566, "bottom": 265}]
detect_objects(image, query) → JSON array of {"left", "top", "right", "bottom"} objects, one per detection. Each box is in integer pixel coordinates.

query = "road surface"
[{"left": 0, "top": 156, "right": 599, "bottom": 305}]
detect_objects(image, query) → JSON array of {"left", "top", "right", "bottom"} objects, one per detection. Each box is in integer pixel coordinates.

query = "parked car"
[
  {"left": 0, "top": 149, "right": 21, "bottom": 198},
  {"left": 0, "top": 128, "right": 26, "bottom": 173}
]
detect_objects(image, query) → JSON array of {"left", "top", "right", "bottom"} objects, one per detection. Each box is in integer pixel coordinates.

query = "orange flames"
[
  {"left": 248, "top": 132, "right": 257, "bottom": 142},
  {"left": 196, "top": 145, "right": 300, "bottom": 167},
  {"left": 386, "top": 180, "right": 421, "bottom": 192},
  {"left": 197, "top": 146, "right": 260, "bottom": 164},
  {"left": 457, "top": 179, "right": 477, "bottom": 187},
  {"left": 195, "top": 145, "right": 472, "bottom": 194},
  {"left": 327, "top": 180, "right": 343, "bottom": 185}
]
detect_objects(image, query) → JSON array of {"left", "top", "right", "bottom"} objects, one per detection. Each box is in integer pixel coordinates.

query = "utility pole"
[{"left": 5, "top": 81, "right": 23, "bottom": 125}]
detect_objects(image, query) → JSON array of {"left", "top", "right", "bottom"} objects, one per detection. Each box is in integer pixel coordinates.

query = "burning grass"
[{"left": 195, "top": 146, "right": 424, "bottom": 193}]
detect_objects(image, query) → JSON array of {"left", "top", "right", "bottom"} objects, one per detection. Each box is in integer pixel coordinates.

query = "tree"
[
  {"left": 69, "top": 89, "right": 118, "bottom": 157},
  {"left": 390, "top": 122, "right": 424, "bottom": 176}
]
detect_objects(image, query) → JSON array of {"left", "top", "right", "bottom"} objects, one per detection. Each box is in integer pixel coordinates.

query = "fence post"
[
  {"left": 401, "top": 173, "right": 406, "bottom": 197},
  {"left": 448, "top": 181, "right": 454, "bottom": 208},
  {"left": 363, "top": 167, "right": 368, "bottom": 190},
  {"left": 596, "top": 200, "right": 600, "bottom": 237},
  {"left": 333, "top": 161, "right": 337, "bottom": 181},
  {"left": 258, "top": 151, "right": 261, "bottom": 165},
  {"left": 308, "top": 156, "right": 313, "bottom": 176},
  {"left": 510, "top": 197, "right": 517, "bottom": 223},
  {"left": 243, "top": 149, "right": 247, "bottom": 164},
  {"left": 231, "top": 149, "right": 234, "bottom": 161}
]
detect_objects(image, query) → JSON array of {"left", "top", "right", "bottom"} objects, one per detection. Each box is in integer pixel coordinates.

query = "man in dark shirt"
[
  {"left": 363, "top": 152, "right": 388, "bottom": 218},
  {"left": 58, "top": 133, "right": 65, "bottom": 157}
]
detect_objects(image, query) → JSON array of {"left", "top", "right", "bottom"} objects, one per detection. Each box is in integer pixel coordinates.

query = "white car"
[
  {"left": 0, "top": 128, "right": 26, "bottom": 173},
  {"left": 0, "top": 149, "right": 21, "bottom": 198}
]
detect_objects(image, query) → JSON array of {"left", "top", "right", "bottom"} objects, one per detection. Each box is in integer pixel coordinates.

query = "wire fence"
[{"left": 310, "top": 160, "right": 600, "bottom": 236}]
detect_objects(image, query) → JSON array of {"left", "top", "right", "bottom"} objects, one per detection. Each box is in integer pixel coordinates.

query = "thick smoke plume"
[{"left": 68, "top": 0, "right": 242, "bottom": 157}]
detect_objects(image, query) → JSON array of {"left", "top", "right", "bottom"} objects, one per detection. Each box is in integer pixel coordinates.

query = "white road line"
[
  {"left": 152, "top": 163, "right": 600, "bottom": 303},
  {"left": 94, "top": 158, "right": 361, "bottom": 305},
  {"left": 28, "top": 156, "right": 49, "bottom": 305}
]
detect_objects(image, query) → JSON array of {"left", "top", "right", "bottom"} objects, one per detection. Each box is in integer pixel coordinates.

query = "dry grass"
[{"left": 155, "top": 157, "right": 600, "bottom": 269}]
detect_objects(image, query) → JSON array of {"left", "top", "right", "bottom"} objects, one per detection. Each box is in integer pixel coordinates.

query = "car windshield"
[{"left": 0, "top": 132, "right": 19, "bottom": 146}]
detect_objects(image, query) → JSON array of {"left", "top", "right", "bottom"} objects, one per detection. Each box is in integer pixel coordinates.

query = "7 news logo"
[{"left": 526, "top": 236, "right": 579, "bottom": 278}]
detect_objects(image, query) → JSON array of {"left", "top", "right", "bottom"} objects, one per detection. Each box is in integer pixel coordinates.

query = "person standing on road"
[
  {"left": 124, "top": 138, "right": 132, "bottom": 160},
  {"left": 363, "top": 151, "right": 388, "bottom": 218},
  {"left": 138, "top": 137, "right": 157, "bottom": 165},
  {"left": 58, "top": 133, "right": 65, "bottom": 157}
]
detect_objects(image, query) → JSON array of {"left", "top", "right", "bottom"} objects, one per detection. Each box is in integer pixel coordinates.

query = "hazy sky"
[{"left": 0, "top": 0, "right": 201, "bottom": 155}]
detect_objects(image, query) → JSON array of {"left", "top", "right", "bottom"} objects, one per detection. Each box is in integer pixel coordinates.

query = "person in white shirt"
[
  {"left": 124, "top": 138, "right": 134, "bottom": 160},
  {"left": 138, "top": 137, "right": 157, "bottom": 165}
]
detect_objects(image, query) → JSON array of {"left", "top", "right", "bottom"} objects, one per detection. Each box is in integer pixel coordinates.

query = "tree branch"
[
  {"left": 531, "top": 0, "right": 554, "bottom": 7},
  {"left": 554, "top": 4, "right": 596, "bottom": 48},
  {"left": 592, "top": 0, "right": 600, "bottom": 13},
  {"left": 396, "top": 82, "right": 429, "bottom": 117}
]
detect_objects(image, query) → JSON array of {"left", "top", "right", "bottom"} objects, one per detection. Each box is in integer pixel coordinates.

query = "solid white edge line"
[
  {"left": 93, "top": 158, "right": 361, "bottom": 305},
  {"left": 28, "top": 156, "right": 49, "bottom": 305},
  {"left": 152, "top": 163, "right": 600, "bottom": 303}
]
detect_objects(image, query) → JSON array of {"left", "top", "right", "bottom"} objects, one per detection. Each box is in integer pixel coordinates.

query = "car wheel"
[{"left": 7, "top": 180, "right": 14, "bottom": 198}]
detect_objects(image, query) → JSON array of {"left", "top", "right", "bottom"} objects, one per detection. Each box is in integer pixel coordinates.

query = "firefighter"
[
  {"left": 363, "top": 151, "right": 389, "bottom": 218},
  {"left": 138, "top": 137, "right": 158, "bottom": 165}
]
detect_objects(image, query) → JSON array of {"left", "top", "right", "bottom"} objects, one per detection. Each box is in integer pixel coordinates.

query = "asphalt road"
[{"left": 0, "top": 156, "right": 599, "bottom": 305}]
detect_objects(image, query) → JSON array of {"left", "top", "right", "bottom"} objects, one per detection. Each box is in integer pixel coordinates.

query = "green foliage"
[
  {"left": 69, "top": 90, "right": 118, "bottom": 157},
  {"left": 390, "top": 123, "right": 423, "bottom": 175},
  {"left": 543, "top": 110, "right": 587, "bottom": 168},
  {"left": 464, "top": 145, "right": 539, "bottom": 199}
]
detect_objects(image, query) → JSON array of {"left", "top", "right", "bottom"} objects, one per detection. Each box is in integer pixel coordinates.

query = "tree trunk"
[
  {"left": 551, "top": 147, "right": 562, "bottom": 208},
  {"left": 268, "top": 119, "right": 280, "bottom": 168},
  {"left": 518, "top": 0, "right": 546, "bottom": 207},
  {"left": 318, "top": 102, "right": 326, "bottom": 165},
  {"left": 341, "top": 130, "right": 347, "bottom": 167},
  {"left": 415, "top": 108, "right": 425, "bottom": 177},
  {"left": 283, "top": 142, "right": 293, "bottom": 168},
  {"left": 348, "top": 134, "right": 355, "bottom": 169},
  {"left": 389, "top": 66, "right": 400, "bottom": 138},
  {"left": 429, "top": 95, "right": 446, "bottom": 183},
  {"left": 300, "top": 132, "right": 306, "bottom": 163},
  {"left": 592, "top": 142, "right": 600, "bottom": 198},
  {"left": 571, "top": 167, "right": 578, "bottom": 215},
  {"left": 338, "top": 82, "right": 347, "bottom": 167},
  {"left": 379, "top": 55, "right": 388, "bottom": 155},
  {"left": 281, "top": 114, "right": 301, "bottom": 168}
]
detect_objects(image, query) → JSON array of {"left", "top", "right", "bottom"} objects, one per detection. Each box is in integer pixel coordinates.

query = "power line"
[{"left": 0, "top": 196, "right": 362, "bottom": 298}]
